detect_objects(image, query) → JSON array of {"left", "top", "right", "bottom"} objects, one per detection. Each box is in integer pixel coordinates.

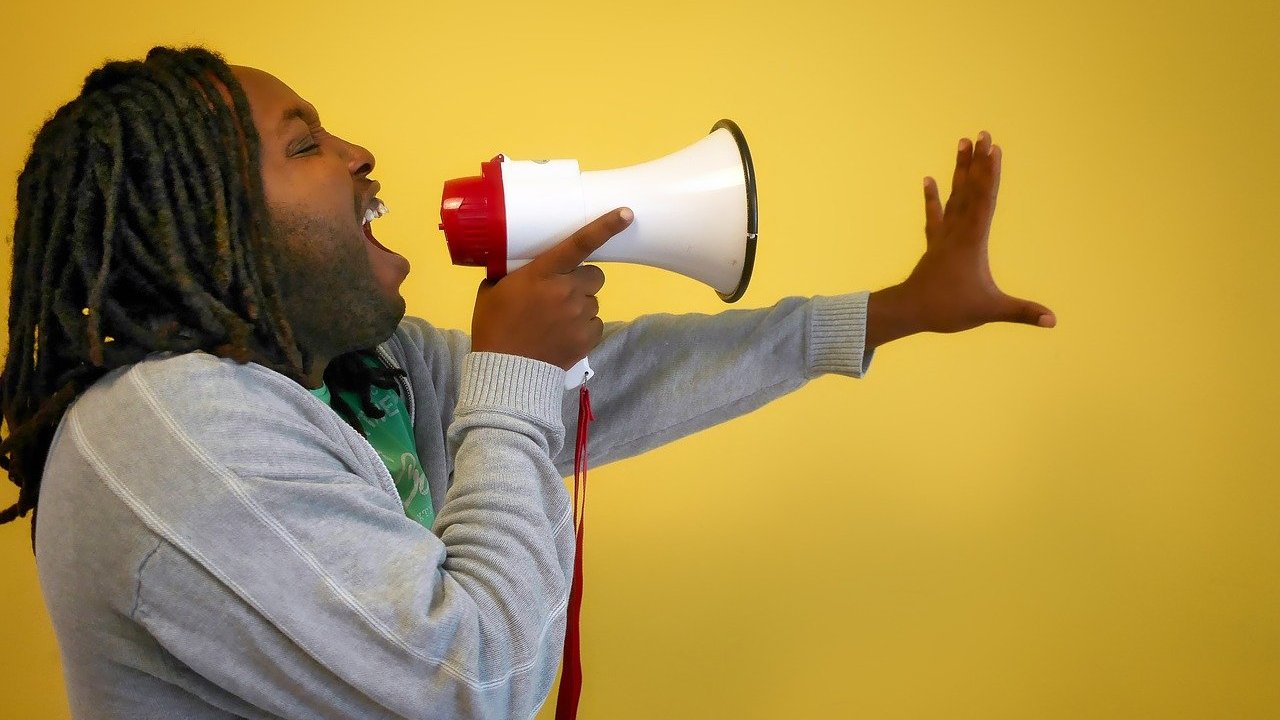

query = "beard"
[{"left": 264, "top": 205, "right": 405, "bottom": 365}]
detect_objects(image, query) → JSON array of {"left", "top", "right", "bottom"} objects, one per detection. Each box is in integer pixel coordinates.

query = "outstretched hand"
[{"left": 898, "top": 131, "right": 1056, "bottom": 335}]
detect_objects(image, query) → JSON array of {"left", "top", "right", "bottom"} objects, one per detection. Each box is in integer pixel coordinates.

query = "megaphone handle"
[{"left": 565, "top": 356, "right": 594, "bottom": 390}]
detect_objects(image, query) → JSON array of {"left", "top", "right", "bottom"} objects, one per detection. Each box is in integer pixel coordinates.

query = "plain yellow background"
[{"left": 2, "top": 1, "right": 1277, "bottom": 718}]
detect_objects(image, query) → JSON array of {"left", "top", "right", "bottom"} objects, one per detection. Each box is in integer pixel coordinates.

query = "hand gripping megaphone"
[{"left": 439, "top": 119, "right": 758, "bottom": 389}]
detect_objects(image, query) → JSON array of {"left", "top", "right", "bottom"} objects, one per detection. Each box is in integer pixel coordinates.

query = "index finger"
[
  {"left": 971, "top": 142, "right": 1002, "bottom": 221},
  {"left": 531, "top": 207, "right": 633, "bottom": 275}
]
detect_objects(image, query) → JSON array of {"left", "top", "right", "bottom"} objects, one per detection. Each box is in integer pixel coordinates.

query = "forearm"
[
  {"left": 866, "top": 283, "right": 925, "bottom": 351},
  {"left": 553, "top": 293, "right": 871, "bottom": 474}
]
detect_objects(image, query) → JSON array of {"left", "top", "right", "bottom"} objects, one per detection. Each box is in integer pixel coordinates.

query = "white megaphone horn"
[{"left": 439, "top": 119, "right": 759, "bottom": 389}]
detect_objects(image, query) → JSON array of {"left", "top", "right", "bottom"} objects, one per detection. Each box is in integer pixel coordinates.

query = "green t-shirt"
[{"left": 310, "top": 357, "right": 435, "bottom": 530}]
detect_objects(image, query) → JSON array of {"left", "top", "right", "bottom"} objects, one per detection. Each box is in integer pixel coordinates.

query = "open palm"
[{"left": 905, "top": 131, "right": 1056, "bottom": 333}]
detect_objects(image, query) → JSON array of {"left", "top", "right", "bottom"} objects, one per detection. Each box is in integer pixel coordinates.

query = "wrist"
[{"left": 866, "top": 283, "right": 925, "bottom": 351}]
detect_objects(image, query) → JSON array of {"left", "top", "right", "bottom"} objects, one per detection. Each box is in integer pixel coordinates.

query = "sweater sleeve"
[
  {"left": 77, "top": 353, "right": 575, "bottom": 719},
  {"left": 551, "top": 292, "right": 874, "bottom": 475}
]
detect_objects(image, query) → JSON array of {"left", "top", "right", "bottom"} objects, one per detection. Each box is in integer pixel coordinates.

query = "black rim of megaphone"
[{"left": 711, "top": 119, "right": 757, "bottom": 303}]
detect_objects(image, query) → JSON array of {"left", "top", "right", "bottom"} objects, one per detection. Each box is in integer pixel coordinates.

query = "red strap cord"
[{"left": 555, "top": 382, "right": 593, "bottom": 720}]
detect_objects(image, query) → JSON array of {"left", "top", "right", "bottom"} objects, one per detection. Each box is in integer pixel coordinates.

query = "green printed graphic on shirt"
[{"left": 310, "top": 356, "right": 435, "bottom": 530}]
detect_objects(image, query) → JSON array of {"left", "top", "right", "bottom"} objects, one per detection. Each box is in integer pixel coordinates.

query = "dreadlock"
[
  {"left": 1, "top": 46, "right": 400, "bottom": 544},
  {"left": 323, "top": 351, "right": 409, "bottom": 430}
]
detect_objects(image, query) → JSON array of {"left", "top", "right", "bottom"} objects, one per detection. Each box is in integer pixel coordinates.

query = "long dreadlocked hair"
[{"left": 1, "top": 46, "right": 404, "bottom": 543}]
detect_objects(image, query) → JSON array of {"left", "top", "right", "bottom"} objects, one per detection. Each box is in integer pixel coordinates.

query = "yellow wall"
[{"left": 2, "top": 1, "right": 1277, "bottom": 717}]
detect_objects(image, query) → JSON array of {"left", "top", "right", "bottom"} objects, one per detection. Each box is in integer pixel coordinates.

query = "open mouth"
[{"left": 362, "top": 199, "right": 395, "bottom": 253}]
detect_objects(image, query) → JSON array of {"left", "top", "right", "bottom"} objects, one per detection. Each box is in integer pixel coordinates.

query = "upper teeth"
[{"left": 362, "top": 199, "right": 389, "bottom": 225}]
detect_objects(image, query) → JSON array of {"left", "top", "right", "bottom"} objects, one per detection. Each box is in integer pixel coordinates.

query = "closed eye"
[{"left": 289, "top": 137, "right": 321, "bottom": 156}]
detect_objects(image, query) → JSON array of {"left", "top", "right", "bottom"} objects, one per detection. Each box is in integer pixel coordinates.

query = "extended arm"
[{"left": 552, "top": 292, "right": 872, "bottom": 474}]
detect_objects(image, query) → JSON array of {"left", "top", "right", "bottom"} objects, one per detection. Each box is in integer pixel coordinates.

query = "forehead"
[{"left": 229, "top": 65, "right": 317, "bottom": 137}]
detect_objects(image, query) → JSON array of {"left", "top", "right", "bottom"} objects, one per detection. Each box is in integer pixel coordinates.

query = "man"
[{"left": 0, "top": 47, "right": 1054, "bottom": 718}]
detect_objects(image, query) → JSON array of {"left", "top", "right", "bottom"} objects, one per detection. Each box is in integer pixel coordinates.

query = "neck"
[
  {"left": 290, "top": 328, "right": 349, "bottom": 390},
  {"left": 301, "top": 352, "right": 331, "bottom": 390}
]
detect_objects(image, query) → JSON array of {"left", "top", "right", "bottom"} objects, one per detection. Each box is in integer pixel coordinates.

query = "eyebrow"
[{"left": 277, "top": 105, "right": 319, "bottom": 136}]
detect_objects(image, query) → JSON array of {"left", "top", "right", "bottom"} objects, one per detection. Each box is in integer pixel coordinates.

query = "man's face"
[{"left": 231, "top": 66, "right": 410, "bottom": 365}]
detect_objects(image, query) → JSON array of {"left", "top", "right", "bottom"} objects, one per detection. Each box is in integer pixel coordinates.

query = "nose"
[{"left": 345, "top": 140, "right": 376, "bottom": 177}]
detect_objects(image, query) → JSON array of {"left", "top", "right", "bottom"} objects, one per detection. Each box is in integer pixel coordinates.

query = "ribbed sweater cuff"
[
  {"left": 808, "top": 291, "right": 874, "bottom": 378},
  {"left": 457, "top": 352, "right": 566, "bottom": 427}
]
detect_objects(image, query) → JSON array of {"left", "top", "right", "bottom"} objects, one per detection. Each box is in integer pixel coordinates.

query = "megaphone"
[{"left": 439, "top": 119, "right": 758, "bottom": 388}]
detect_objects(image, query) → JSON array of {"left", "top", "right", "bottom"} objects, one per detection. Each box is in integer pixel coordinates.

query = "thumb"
[{"left": 1000, "top": 294, "right": 1057, "bottom": 328}]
